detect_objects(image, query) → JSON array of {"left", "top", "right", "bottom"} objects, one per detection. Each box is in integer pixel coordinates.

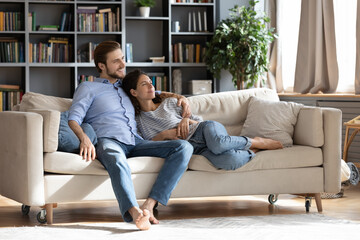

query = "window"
[{"left": 280, "top": 0, "right": 357, "bottom": 93}]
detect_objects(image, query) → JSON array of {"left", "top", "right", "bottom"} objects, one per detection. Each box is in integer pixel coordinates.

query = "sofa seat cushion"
[
  {"left": 44, "top": 152, "right": 166, "bottom": 175},
  {"left": 188, "top": 145, "right": 323, "bottom": 173}
]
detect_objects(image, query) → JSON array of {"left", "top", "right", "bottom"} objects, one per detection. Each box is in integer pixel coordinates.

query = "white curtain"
[
  {"left": 294, "top": 0, "right": 339, "bottom": 93},
  {"left": 355, "top": 0, "right": 360, "bottom": 94},
  {"left": 265, "top": 0, "right": 283, "bottom": 92}
]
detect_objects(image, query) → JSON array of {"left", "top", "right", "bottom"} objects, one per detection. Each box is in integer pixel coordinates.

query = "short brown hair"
[{"left": 94, "top": 41, "right": 121, "bottom": 73}]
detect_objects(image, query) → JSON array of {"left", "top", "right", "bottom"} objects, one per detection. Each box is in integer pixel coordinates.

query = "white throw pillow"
[{"left": 241, "top": 96, "right": 303, "bottom": 147}]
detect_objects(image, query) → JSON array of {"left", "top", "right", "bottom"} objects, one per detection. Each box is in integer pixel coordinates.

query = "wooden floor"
[{"left": 1, "top": 185, "right": 359, "bottom": 227}]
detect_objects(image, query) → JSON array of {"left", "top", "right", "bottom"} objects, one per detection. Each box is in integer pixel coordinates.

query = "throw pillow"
[
  {"left": 58, "top": 111, "right": 98, "bottom": 153},
  {"left": 240, "top": 96, "right": 303, "bottom": 147}
]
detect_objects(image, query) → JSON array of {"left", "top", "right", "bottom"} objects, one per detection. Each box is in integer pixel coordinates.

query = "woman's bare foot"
[
  {"left": 251, "top": 137, "right": 283, "bottom": 150},
  {"left": 129, "top": 207, "right": 151, "bottom": 230},
  {"left": 141, "top": 198, "right": 160, "bottom": 224}
]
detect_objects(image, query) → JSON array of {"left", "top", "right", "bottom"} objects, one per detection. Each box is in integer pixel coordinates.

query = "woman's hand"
[
  {"left": 152, "top": 129, "right": 180, "bottom": 141},
  {"left": 177, "top": 118, "right": 190, "bottom": 139}
]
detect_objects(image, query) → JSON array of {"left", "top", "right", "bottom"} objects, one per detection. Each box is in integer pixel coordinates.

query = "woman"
[{"left": 122, "top": 70, "right": 283, "bottom": 170}]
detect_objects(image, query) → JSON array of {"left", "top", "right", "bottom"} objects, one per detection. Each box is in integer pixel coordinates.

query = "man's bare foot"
[
  {"left": 252, "top": 137, "right": 283, "bottom": 150},
  {"left": 129, "top": 207, "right": 151, "bottom": 230},
  {"left": 141, "top": 198, "right": 160, "bottom": 224}
]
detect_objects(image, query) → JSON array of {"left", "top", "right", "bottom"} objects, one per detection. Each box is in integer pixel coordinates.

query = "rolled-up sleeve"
[{"left": 69, "top": 83, "right": 93, "bottom": 125}]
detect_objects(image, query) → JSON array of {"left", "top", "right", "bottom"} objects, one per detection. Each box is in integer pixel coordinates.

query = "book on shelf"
[
  {"left": 38, "top": 25, "right": 59, "bottom": 31},
  {"left": 149, "top": 56, "right": 165, "bottom": 63},
  {"left": 147, "top": 73, "right": 167, "bottom": 91},
  {"left": 172, "top": 43, "right": 205, "bottom": 63},
  {"left": 88, "top": 42, "right": 99, "bottom": 62},
  {"left": 78, "top": 75, "right": 95, "bottom": 84},
  {"left": 29, "top": 37, "right": 72, "bottom": 63},
  {"left": 0, "top": 87, "right": 23, "bottom": 112},
  {"left": 187, "top": 11, "right": 208, "bottom": 32},
  {"left": 28, "top": 12, "right": 36, "bottom": 31},
  {"left": 59, "top": 12, "right": 72, "bottom": 31},
  {"left": 77, "top": 6, "right": 120, "bottom": 32},
  {"left": 126, "top": 43, "right": 133, "bottom": 63},
  {"left": 0, "top": 11, "right": 22, "bottom": 31},
  {"left": 0, "top": 37, "right": 24, "bottom": 63}
]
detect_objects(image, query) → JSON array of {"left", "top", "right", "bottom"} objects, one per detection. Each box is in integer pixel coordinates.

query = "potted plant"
[
  {"left": 204, "top": 1, "right": 275, "bottom": 90},
  {"left": 134, "top": 0, "right": 156, "bottom": 18}
]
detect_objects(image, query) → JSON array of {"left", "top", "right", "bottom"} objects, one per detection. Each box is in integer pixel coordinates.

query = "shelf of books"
[
  {"left": 0, "top": 0, "right": 215, "bottom": 100},
  {"left": 169, "top": 0, "right": 215, "bottom": 94}
]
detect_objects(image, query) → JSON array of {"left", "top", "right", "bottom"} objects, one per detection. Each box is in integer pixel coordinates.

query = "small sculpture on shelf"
[{"left": 172, "top": 69, "right": 182, "bottom": 94}]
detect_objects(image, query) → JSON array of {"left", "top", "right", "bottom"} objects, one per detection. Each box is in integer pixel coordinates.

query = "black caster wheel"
[
  {"left": 268, "top": 194, "right": 278, "bottom": 204},
  {"left": 21, "top": 205, "right": 30, "bottom": 215},
  {"left": 37, "top": 210, "right": 47, "bottom": 224},
  {"left": 305, "top": 197, "right": 312, "bottom": 212}
]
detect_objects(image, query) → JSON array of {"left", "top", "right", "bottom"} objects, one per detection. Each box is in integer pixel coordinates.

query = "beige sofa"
[{"left": 0, "top": 88, "right": 342, "bottom": 224}]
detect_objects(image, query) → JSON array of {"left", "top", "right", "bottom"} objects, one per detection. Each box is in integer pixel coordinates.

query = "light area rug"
[{"left": 0, "top": 214, "right": 359, "bottom": 240}]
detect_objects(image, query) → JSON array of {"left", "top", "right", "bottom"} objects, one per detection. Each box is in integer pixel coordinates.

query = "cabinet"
[{"left": 0, "top": 0, "right": 215, "bottom": 98}]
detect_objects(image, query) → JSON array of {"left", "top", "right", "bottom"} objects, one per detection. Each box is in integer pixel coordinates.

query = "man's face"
[{"left": 103, "top": 49, "right": 126, "bottom": 79}]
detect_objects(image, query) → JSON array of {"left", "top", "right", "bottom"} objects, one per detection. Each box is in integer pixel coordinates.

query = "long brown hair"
[
  {"left": 94, "top": 41, "right": 121, "bottom": 73},
  {"left": 122, "top": 69, "right": 162, "bottom": 115}
]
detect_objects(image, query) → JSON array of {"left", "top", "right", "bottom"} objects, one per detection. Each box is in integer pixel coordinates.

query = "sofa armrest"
[
  {"left": 0, "top": 111, "right": 45, "bottom": 206},
  {"left": 321, "top": 107, "right": 342, "bottom": 193}
]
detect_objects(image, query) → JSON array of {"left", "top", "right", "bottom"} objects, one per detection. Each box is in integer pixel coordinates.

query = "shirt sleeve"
[
  {"left": 190, "top": 114, "right": 203, "bottom": 122},
  {"left": 68, "top": 83, "right": 94, "bottom": 126}
]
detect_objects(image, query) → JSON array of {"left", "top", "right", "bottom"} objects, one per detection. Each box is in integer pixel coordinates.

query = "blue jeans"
[
  {"left": 189, "top": 120, "right": 255, "bottom": 170},
  {"left": 96, "top": 137, "right": 193, "bottom": 222}
]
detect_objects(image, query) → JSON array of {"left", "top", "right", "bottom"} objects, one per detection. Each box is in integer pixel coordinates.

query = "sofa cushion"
[
  {"left": 19, "top": 92, "right": 72, "bottom": 112},
  {"left": 27, "top": 109, "right": 60, "bottom": 152},
  {"left": 58, "top": 111, "right": 98, "bottom": 153},
  {"left": 293, "top": 106, "right": 324, "bottom": 147},
  {"left": 44, "top": 152, "right": 167, "bottom": 175},
  {"left": 241, "top": 96, "right": 303, "bottom": 147},
  {"left": 188, "top": 145, "right": 323, "bottom": 172},
  {"left": 188, "top": 88, "right": 279, "bottom": 135}
]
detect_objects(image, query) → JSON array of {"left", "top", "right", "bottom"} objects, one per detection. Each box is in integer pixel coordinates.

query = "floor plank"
[{"left": 1, "top": 185, "right": 359, "bottom": 227}]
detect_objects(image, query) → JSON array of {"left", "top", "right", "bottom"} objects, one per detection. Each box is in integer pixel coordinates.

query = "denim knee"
[{"left": 174, "top": 140, "right": 194, "bottom": 166}]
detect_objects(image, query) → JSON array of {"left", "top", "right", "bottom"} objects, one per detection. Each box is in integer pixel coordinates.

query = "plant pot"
[{"left": 139, "top": 7, "right": 150, "bottom": 17}]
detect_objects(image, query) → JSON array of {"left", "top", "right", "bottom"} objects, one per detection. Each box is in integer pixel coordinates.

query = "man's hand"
[
  {"left": 159, "top": 92, "right": 192, "bottom": 117},
  {"left": 177, "top": 118, "right": 190, "bottom": 139},
  {"left": 177, "top": 97, "right": 191, "bottom": 118},
  {"left": 79, "top": 135, "right": 96, "bottom": 162}
]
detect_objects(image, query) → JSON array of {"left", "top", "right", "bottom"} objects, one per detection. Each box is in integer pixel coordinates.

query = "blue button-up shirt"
[{"left": 68, "top": 78, "right": 141, "bottom": 145}]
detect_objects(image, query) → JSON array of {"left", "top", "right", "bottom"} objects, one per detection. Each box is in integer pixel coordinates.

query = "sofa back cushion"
[
  {"left": 19, "top": 92, "right": 72, "bottom": 112},
  {"left": 27, "top": 109, "right": 60, "bottom": 152},
  {"left": 188, "top": 88, "right": 279, "bottom": 135}
]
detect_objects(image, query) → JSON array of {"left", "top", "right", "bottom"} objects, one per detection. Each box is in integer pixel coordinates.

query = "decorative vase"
[
  {"left": 139, "top": 7, "right": 150, "bottom": 17},
  {"left": 172, "top": 69, "right": 182, "bottom": 94}
]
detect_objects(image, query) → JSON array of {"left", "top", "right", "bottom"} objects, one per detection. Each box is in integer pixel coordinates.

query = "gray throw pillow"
[{"left": 240, "top": 96, "right": 303, "bottom": 147}]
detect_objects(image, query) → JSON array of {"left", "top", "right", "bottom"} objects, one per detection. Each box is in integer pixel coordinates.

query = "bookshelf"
[{"left": 0, "top": 0, "right": 216, "bottom": 100}]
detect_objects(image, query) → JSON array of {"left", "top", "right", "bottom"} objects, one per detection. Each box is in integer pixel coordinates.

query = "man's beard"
[{"left": 106, "top": 67, "right": 124, "bottom": 79}]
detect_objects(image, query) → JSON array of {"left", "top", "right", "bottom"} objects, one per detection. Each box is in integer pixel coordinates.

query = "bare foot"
[
  {"left": 250, "top": 148, "right": 259, "bottom": 153},
  {"left": 252, "top": 137, "right": 283, "bottom": 150},
  {"left": 130, "top": 208, "right": 151, "bottom": 230},
  {"left": 141, "top": 199, "right": 160, "bottom": 224}
]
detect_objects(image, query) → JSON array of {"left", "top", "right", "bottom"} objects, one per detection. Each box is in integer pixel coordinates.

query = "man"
[{"left": 68, "top": 41, "right": 193, "bottom": 230}]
